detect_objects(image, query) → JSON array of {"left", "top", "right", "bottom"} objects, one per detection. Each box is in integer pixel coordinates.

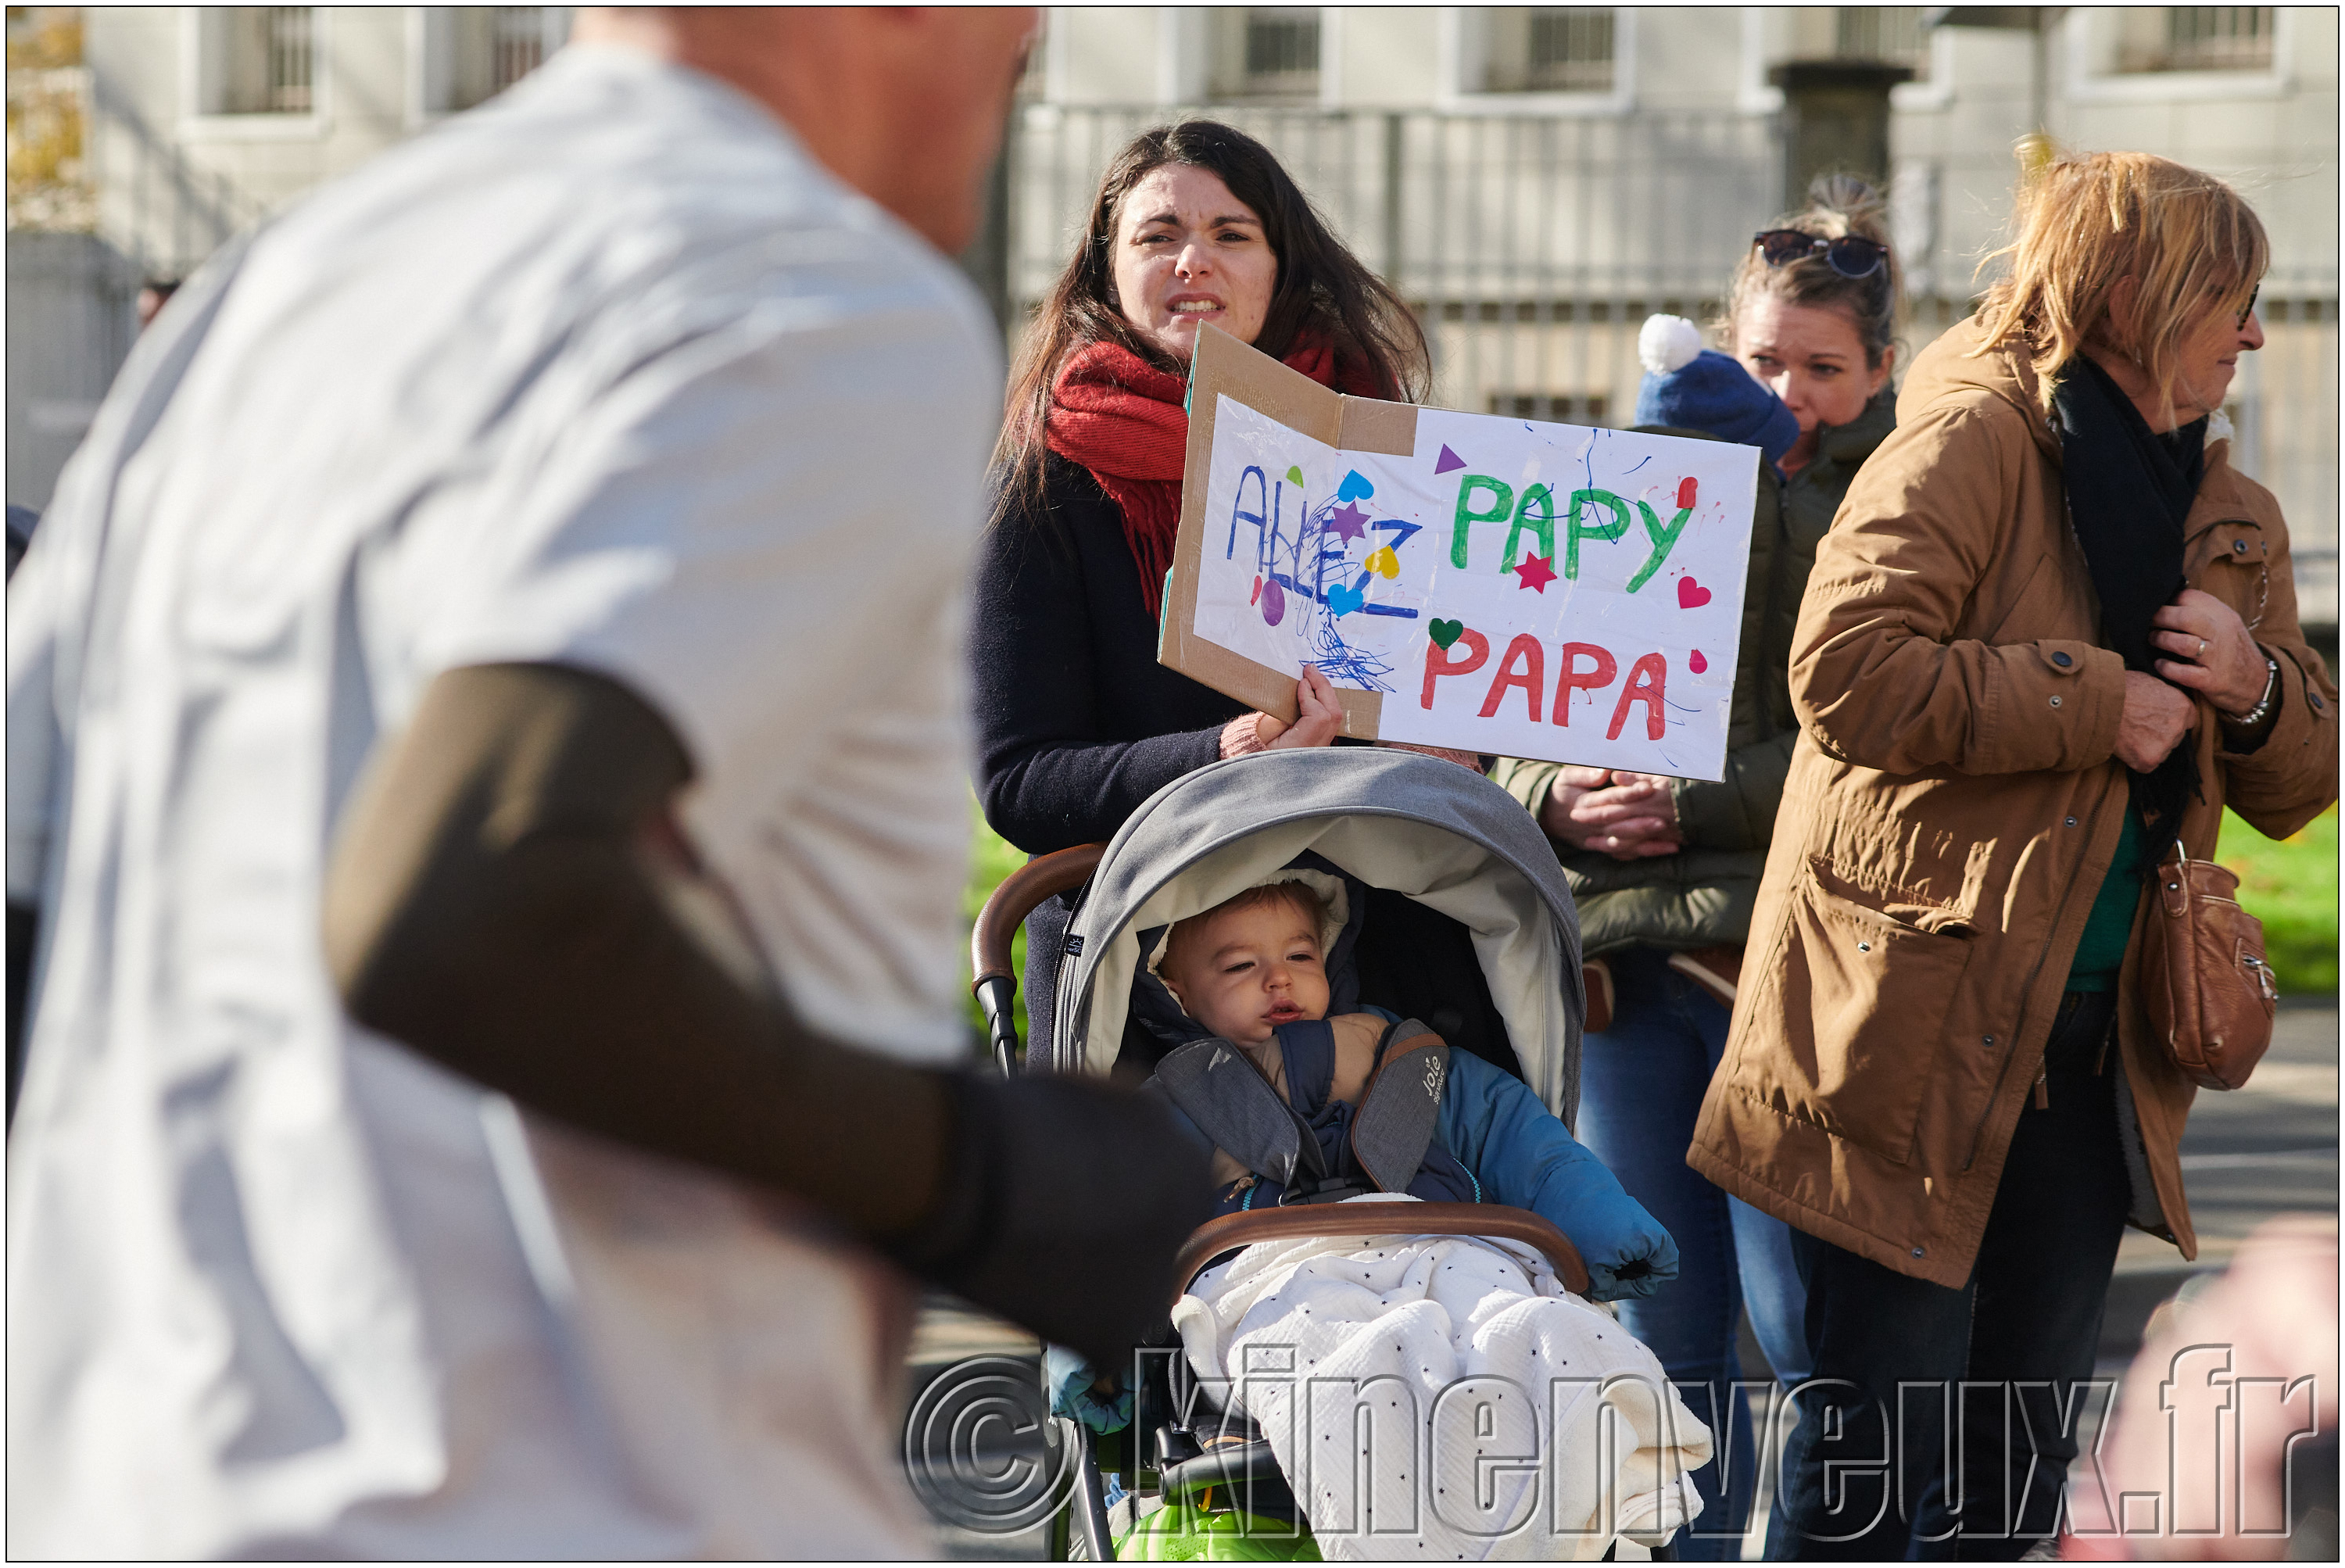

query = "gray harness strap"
[
  {"left": 1152, "top": 1036, "right": 1322, "bottom": 1190},
  {"left": 1154, "top": 1018, "right": 1453, "bottom": 1200},
  {"left": 1349, "top": 1018, "right": 1450, "bottom": 1194}
]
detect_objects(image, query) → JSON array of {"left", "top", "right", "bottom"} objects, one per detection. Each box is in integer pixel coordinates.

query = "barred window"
[
  {"left": 1834, "top": 7, "right": 1929, "bottom": 79},
  {"left": 1528, "top": 9, "right": 1613, "bottom": 91},
  {"left": 1241, "top": 9, "right": 1320, "bottom": 95},
  {"left": 263, "top": 7, "right": 312, "bottom": 112},
  {"left": 1484, "top": 9, "right": 1616, "bottom": 95},
  {"left": 491, "top": 9, "right": 544, "bottom": 92},
  {"left": 2118, "top": 7, "right": 2275, "bottom": 72},
  {"left": 431, "top": 8, "right": 564, "bottom": 113},
  {"left": 208, "top": 9, "right": 315, "bottom": 115}
]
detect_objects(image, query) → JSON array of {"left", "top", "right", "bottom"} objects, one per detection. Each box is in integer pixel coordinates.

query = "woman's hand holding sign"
[
  {"left": 1224, "top": 667, "right": 1346, "bottom": 757},
  {"left": 1261, "top": 667, "right": 1345, "bottom": 749}
]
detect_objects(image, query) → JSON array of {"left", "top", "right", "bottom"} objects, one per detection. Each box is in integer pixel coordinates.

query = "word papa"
[{"left": 1423, "top": 631, "right": 1670, "bottom": 741}]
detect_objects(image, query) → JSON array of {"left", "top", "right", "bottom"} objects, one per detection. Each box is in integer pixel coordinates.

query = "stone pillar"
[{"left": 1767, "top": 61, "right": 1914, "bottom": 212}]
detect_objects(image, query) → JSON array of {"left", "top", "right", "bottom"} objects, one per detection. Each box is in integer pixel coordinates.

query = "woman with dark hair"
[{"left": 972, "top": 120, "right": 1433, "bottom": 1051}]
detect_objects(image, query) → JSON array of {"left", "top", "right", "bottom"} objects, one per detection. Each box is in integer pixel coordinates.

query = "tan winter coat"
[{"left": 1689, "top": 319, "right": 2339, "bottom": 1288}]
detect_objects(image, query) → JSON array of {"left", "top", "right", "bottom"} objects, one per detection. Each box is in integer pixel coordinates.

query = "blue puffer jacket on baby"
[{"left": 1434, "top": 1046, "right": 1678, "bottom": 1301}]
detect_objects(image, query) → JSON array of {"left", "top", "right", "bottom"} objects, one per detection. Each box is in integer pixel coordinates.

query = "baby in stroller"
[
  {"left": 1150, "top": 876, "right": 1678, "bottom": 1280},
  {"left": 1056, "top": 867, "right": 1711, "bottom": 1559}
]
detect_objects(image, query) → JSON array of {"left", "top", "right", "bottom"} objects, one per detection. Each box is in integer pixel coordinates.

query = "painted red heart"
[
  {"left": 1677, "top": 576, "right": 1712, "bottom": 610},
  {"left": 1688, "top": 649, "right": 1709, "bottom": 674}
]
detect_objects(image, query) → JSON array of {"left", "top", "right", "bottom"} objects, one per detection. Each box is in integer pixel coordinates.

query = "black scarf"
[{"left": 2050, "top": 355, "right": 2206, "bottom": 871}]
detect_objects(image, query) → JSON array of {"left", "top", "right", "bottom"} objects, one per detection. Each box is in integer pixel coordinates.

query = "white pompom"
[{"left": 1638, "top": 314, "right": 1703, "bottom": 375}]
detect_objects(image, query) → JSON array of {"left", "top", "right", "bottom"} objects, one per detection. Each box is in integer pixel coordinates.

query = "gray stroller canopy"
[{"left": 1047, "top": 749, "right": 1588, "bottom": 1129}]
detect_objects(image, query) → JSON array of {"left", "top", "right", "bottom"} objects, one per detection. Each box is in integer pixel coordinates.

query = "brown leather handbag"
[{"left": 2140, "top": 841, "right": 2279, "bottom": 1090}]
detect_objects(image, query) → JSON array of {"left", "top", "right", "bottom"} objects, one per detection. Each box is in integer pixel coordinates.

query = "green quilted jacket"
[{"left": 1491, "top": 396, "right": 1896, "bottom": 956}]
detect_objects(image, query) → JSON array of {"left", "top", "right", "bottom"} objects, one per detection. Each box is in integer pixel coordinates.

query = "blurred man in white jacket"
[{"left": 5, "top": 10, "right": 1209, "bottom": 1556}]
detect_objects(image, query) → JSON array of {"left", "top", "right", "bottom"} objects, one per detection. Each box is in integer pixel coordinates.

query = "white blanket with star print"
[{"left": 1170, "top": 1196, "right": 1712, "bottom": 1561}]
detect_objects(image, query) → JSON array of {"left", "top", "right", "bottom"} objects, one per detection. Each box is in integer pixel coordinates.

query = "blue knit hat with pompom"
[{"left": 1632, "top": 315, "right": 1799, "bottom": 467}]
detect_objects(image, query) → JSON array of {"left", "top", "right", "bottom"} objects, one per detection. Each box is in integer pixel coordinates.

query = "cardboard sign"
[{"left": 1160, "top": 324, "right": 1760, "bottom": 781}]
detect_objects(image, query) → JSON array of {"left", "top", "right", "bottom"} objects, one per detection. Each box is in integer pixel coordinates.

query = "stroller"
[{"left": 972, "top": 748, "right": 1683, "bottom": 1561}]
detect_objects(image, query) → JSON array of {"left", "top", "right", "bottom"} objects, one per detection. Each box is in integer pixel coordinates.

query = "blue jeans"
[{"left": 1577, "top": 944, "right": 1812, "bottom": 1560}]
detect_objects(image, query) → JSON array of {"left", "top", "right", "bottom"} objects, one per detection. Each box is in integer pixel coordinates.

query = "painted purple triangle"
[{"left": 1434, "top": 444, "right": 1466, "bottom": 474}]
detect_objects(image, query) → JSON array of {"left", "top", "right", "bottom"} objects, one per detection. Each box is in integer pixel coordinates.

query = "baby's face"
[{"left": 1161, "top": 898, "right": 1330, "bottom": 1046}]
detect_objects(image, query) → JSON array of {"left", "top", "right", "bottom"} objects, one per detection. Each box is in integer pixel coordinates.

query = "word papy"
[
  {"left": 1423, "top": 628, "right": 1670, "bottom": 741},
  {"left": 1452, "top": 474, "right": 1698, "bottom": 592}
]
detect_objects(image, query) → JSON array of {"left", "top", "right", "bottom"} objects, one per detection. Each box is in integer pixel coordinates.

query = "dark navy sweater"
[
  {"left": 970, "top": 454, "right": 1249, "bottom": 1052},
  {"left": 970, "top": 453, "right": 1248, "bottom": 857}
]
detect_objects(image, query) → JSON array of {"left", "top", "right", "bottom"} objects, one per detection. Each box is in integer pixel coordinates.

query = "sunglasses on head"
[{"left": 1753, "top": 228, "right": 1891, "bottom": 279}]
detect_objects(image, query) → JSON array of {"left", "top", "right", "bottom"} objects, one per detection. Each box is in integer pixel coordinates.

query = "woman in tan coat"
[{"left": 1691, "top": 152, "right": 2337, "bottom": 1559}]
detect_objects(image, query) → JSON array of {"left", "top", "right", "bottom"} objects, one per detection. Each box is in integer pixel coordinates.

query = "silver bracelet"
[{"left": 2221, "top": 653, "right": 2281, "bottom": 729}]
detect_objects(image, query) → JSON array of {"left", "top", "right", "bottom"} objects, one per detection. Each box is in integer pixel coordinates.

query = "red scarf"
[{"left": 1046, "top": 336, "right": 1382, "bottom": 620}]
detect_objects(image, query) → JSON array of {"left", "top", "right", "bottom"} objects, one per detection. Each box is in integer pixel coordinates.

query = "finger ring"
[{"left": 2198, "top": 637, "right": 2208, "bottom": 657}]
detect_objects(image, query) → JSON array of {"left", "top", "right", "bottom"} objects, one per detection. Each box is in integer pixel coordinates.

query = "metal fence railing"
[
  {"left": 1008, "top": 103, "right": 1785, "bottom": 421},
  {"left": 1005, "top": 102, "right": 2338, "bottom": 626},
  {"left": 15, "top": 77, "right": 2337, "bottom": 623}
]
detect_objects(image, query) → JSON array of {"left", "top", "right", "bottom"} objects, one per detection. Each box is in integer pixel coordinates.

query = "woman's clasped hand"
[
  {"left": 2116, "top": 670, "right": 2196, "bottom": 774},
  {"left": 2118, "top": 586, "right": 2273, "bottom": 773},
  {"left": 1535, "top": 764, "right": 1683, "bottom": 860},
  {"left": 2151, "top": 585, "right": 2272, "bottom": 714}
]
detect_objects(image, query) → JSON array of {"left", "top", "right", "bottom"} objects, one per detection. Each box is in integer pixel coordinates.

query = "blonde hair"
[
  {"left": 1971, "top": 146, "right": 2268, "bottom": 416},
  {"left": 1719, "top": 173, "right": 1900, "bottom": 369}
]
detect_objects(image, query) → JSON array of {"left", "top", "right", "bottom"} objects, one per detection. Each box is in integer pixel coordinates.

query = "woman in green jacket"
[{"left": 1489, "top": 177, "right": 1898, "bottom": 1557}]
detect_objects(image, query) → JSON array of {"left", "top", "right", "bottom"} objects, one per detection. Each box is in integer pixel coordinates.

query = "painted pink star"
[
  {"left": 1327, "top": 501, "right": 1369, "bottom": 542},
  {"left": 1515, "top": 551, "right": 1558, "bottom": 592}
]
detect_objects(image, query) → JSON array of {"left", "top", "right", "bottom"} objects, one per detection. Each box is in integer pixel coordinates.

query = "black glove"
[{"left": 892, "top": 1071, "right": 1215, "bottom": 1369}]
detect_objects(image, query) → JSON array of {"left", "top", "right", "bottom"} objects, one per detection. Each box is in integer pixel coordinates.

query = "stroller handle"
[
  {"left": 969, "top": 841, "right": 1104, "bottom": 1073},
  {"left": 1173, "top": 1201, "right": 1592, "bottom": 1301}
]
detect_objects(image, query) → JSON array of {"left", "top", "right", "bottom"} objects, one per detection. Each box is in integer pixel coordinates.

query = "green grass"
[
  {"left": 955, "top": 803, "right": 2339, "bottom": 1054},
  {"left": 2215, "top": 802, "right": 2338, "bottom": 995},
  {"left": 962, "top": 800, "right": 1029, "bottom": 1047}
]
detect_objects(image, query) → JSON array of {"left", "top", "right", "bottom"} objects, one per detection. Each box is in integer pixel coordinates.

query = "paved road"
[
  {"left": 903, "top": 1302, "right": 1051, "bottom": 1560},
  {"left": 2100, "top": 998, "right": 2338, "bottom": 1363}
]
